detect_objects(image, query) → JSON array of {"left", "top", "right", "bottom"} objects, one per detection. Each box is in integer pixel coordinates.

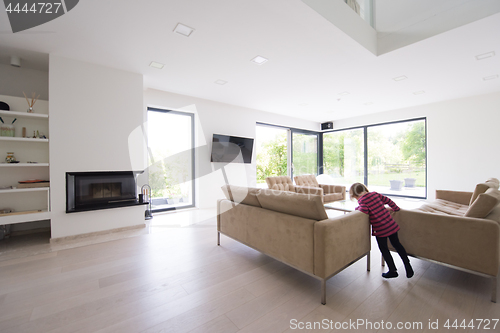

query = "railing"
[{"left": 345, "top": 0, "right": 374, "bottom": 28}]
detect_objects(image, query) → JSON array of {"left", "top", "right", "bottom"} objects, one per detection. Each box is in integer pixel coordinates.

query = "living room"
[{"left": 1, "top": 0, "right": 500, "bottom": 332}]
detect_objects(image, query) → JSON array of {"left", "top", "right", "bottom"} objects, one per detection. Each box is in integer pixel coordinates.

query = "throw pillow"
[
  {"left": 470, "top": 183, "right": 492, "bottom": 205},
  {"left": 464, "top": 192, "right": 499, "bottom": 218}
]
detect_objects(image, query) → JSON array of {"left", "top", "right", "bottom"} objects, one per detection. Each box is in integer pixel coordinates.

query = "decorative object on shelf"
[
  {"left": 5, "top": 152, "right": 16, "bottom": 163},
  {"left": 0, "top": 117, "right": 15, "bottom": 137},
  {"left": 0, "top": 101, "right": 9, "bottom": 110},
  {"left": 23, "top": 91, "right": 40, "bottom": 113},
  {"left": 141, "top": 184, "right": 153, "bottom": 220},
  {"left": 22, "top": 127, "right": 26, "bottom": 138}
]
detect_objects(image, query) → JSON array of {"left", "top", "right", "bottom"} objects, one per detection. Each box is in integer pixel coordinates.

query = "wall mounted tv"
[{"left": 211, "top": 134, "right": 254, "bottom": 163}]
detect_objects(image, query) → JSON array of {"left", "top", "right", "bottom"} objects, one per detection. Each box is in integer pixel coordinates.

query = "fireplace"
[{"left": 66, "top": 171, "right": 146, "bottom": 213}]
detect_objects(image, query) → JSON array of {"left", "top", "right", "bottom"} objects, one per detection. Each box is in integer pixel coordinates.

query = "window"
[
  {"left": 367, "top": 119, "right": 426, "bottom": 198},
  {"left": 291, "top": 130, "right": 319, "bottom": 177},
  {"left": 323, "top": 128, "right": 365, "bottom": 186},
  {"left": 147, "top": 107, "right": 195, "bottom": 211},
  {"left": 256, "top": 125, "right": 289, "bottom": 188},
  {"left": 323, "top": 118, "right": 426, "bottom": 198}
]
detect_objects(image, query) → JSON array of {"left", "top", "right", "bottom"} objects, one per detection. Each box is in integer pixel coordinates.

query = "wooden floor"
[{"left": 0, "top": 208, "right": 499, "bottom": 333}]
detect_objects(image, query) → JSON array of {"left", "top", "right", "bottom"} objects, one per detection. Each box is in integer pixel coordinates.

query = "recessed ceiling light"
[
  {"left": 339, "top": 91, "right": 350, "bottom": 96},
  {"left": 149, "top": 61, "right": 164, "bottom": 69},
  {"left": 475, "top": 51, "right": 495, "bottom": 60},
  {"left": 483, "top": 74, "right": 499, "bottom": 81},
  {"left": 393, "top": 75, "right": 408, "bottom": 81},
  {"left": 214, "top": 79, "right": 227, "bottom": 85},
  {"left": 173, "top": 23, "right": 194, "bottom": 37},
  {"left": 413, "top": 90, "right": 426, "bottom": 95},
  {"left": 251, "top": 55, "right": 268, "bottom": 65}
]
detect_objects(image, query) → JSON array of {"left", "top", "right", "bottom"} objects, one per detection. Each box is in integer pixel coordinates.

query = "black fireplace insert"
[{"left": 66, "top": 171, "right": 147, "bottom": 213}]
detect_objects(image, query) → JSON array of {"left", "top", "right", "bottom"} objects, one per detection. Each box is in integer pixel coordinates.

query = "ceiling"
[{"left": 0, "top": 0, "right": 499, "bottom": 122}]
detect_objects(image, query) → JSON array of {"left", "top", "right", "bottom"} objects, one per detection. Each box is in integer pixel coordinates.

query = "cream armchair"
[
  {"left": 265, "top": 176, "right": 324, "bottom": 196},
  {"left": 294, "top": 174, "right": 346, "bottom": 203}
]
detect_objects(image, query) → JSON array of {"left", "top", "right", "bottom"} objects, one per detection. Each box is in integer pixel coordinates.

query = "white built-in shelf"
[
  {"left": 0, "top": 163, "right": 49, "bottom": 167},
  {"left": 0, "top": 211, "right": 51, "bottom": 225},
  {"left": 0, "top": 136, "right": 48, "bottom": 143},
  {"left": 0, "top": 187, "right": 49, "bottom": 194},
  {"left": 0, "top": 110, "right": 48, "bottom": 119}
]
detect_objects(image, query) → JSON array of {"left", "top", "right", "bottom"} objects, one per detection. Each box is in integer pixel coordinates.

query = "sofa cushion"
[
  {"left": 465, "top": 190, "right": 500, "bottom": 218},
  {"left": 221, "top": 185, "right": 261, "bottom": 207},
  {"left": 256, "top": 189, "right": 328, "bottom": 221},
  {"left": 415, "top": 199, "right": 469, "bottom": 216}
]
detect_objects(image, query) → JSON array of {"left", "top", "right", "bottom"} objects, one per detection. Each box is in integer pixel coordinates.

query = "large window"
[
  {"left": 323, "top": 118, "right": 426, "bottom": 198},
  {"left": 147, "top": 108, "right": 195, "bottom": 211},
  {"left": 323, "top": 128, "right": 365, "bottom": 185},
  {"left": 367, "top": 119, "right": 426, "bottom": 197},
  {"left": 256, "top": 124, "right": 320, "bottom": 186},
  {"left": 292, "top": 131, "right": 319, "bottom": 177},
  {"left": 256, "top": 125, "right": 289, "bottom": 188}
]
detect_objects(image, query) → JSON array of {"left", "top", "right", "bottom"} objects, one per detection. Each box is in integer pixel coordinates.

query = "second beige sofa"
[{"left": 218, "top": 185, "right": 370, "bottom": 304}]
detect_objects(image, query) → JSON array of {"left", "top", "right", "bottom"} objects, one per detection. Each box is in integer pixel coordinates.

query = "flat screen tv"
[{"left": 211, "top": 134, "right": 254, "bottom": 163}]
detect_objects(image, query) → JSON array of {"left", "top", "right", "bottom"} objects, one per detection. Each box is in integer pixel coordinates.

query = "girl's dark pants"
[{"left": 376, "top": 232, "right": 410, "bottom": 272}]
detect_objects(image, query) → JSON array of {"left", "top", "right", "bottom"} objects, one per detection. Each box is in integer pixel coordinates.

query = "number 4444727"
[
  {"left": 5, "top": 3, "right": 63, "bottom": 14},
  {"left": 444, "top": 319, "right": 498, "bottom": 330}
]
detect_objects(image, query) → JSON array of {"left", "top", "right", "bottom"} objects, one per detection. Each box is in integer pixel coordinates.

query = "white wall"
[
  {"left": 0, "top": 64, "right": 49, "bottom": 101},
  {"left": 49, "top": 55, "right": 145, "bottom": 238},
  {"left": 144, "top": 89, "right": 319, "bottom": 209},
  {"left": 333, "top": 91, "right": 500, "bottom": 199}
]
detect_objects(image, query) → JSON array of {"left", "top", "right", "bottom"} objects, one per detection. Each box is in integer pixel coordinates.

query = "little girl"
[{"left": 349, "top": 183, "right": 414, "bottom": 279}]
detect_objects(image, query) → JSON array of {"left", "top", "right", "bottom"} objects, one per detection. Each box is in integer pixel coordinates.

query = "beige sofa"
[
  {"left": 392, "top": 179, "right": 500, "bottom": 302},
  {"left": 294, "top": 174, "right": 346, "bottom": 203},
  {"left": 217, "top": 185, "right": 370, "bottom": 304}
]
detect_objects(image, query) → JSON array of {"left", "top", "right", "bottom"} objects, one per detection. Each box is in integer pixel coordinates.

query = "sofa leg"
[
  {"left": 367, "top": 252, "right": 370, "bottom": 271},
  {"left": 321, "top": 279, "right": 326, "bottom": 305},
  {"left": 217, "top": 231, "right": 220, "bottom": 246},
  {"left": 492, "top": 277, "right": 497, "bottom": 303}
]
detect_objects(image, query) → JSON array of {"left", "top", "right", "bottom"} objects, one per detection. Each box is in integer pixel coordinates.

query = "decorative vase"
[
  {"left": 5, "top": 152, "right": 16, "bottom": 163},
  {"left": 27, "top": 107, "right": 33, "bottom": 113},
  {"left": 0, "top": 124, "right": 14, "bottom": 137}
]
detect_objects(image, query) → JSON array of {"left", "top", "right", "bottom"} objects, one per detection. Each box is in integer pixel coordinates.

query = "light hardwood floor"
[{"left": 0, "top": 208, "right": 499, "bottom": 333}]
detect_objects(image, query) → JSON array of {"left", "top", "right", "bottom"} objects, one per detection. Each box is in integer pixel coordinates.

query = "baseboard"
[{"left": 49, "top": 223, "right": 146, "bottom": 243}]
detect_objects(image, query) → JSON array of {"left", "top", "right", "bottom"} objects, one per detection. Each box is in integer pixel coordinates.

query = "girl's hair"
[{"left": 349, "top": 183, "right": 369, "bottom": 200}]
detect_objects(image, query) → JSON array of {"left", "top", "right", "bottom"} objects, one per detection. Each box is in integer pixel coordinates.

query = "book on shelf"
[{"left": 17, "top": 181, "right": 50, "bottom": 188}]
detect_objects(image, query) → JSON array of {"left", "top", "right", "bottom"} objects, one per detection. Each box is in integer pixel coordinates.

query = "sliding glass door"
[
  {"left": 147, "top": 107, "right": 195, "bottom": 212},
  {"left": 256, "top": 125, "right": 289, "bottom": 187},
  {"left": 323, "top": 128, "right": 364, "bottom": 185},
  {"left": 367, "top": 119, "right": 426, "bottom": 197},
  {"left": 322, "top": 118, "right": 426, "bottom": 198},
  {"left": 291, "top": 130, "right": 319, "bottom": 178}
]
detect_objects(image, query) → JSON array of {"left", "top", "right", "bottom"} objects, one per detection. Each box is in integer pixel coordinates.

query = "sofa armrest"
[
  {"left": 435, "top": 190, "right": 473, "bottom": 206},
  {"left": 295, "top": 185, "right": 323, "bottom": 196},
  {"left": 393, "top": 209, "right": 499, "bottom": 276},
  {"left": 314, "top": 211, "right": 371, "bottom": 278},
  {"left": 319, "top": 184, "right": 346, "bottom": 198}
]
